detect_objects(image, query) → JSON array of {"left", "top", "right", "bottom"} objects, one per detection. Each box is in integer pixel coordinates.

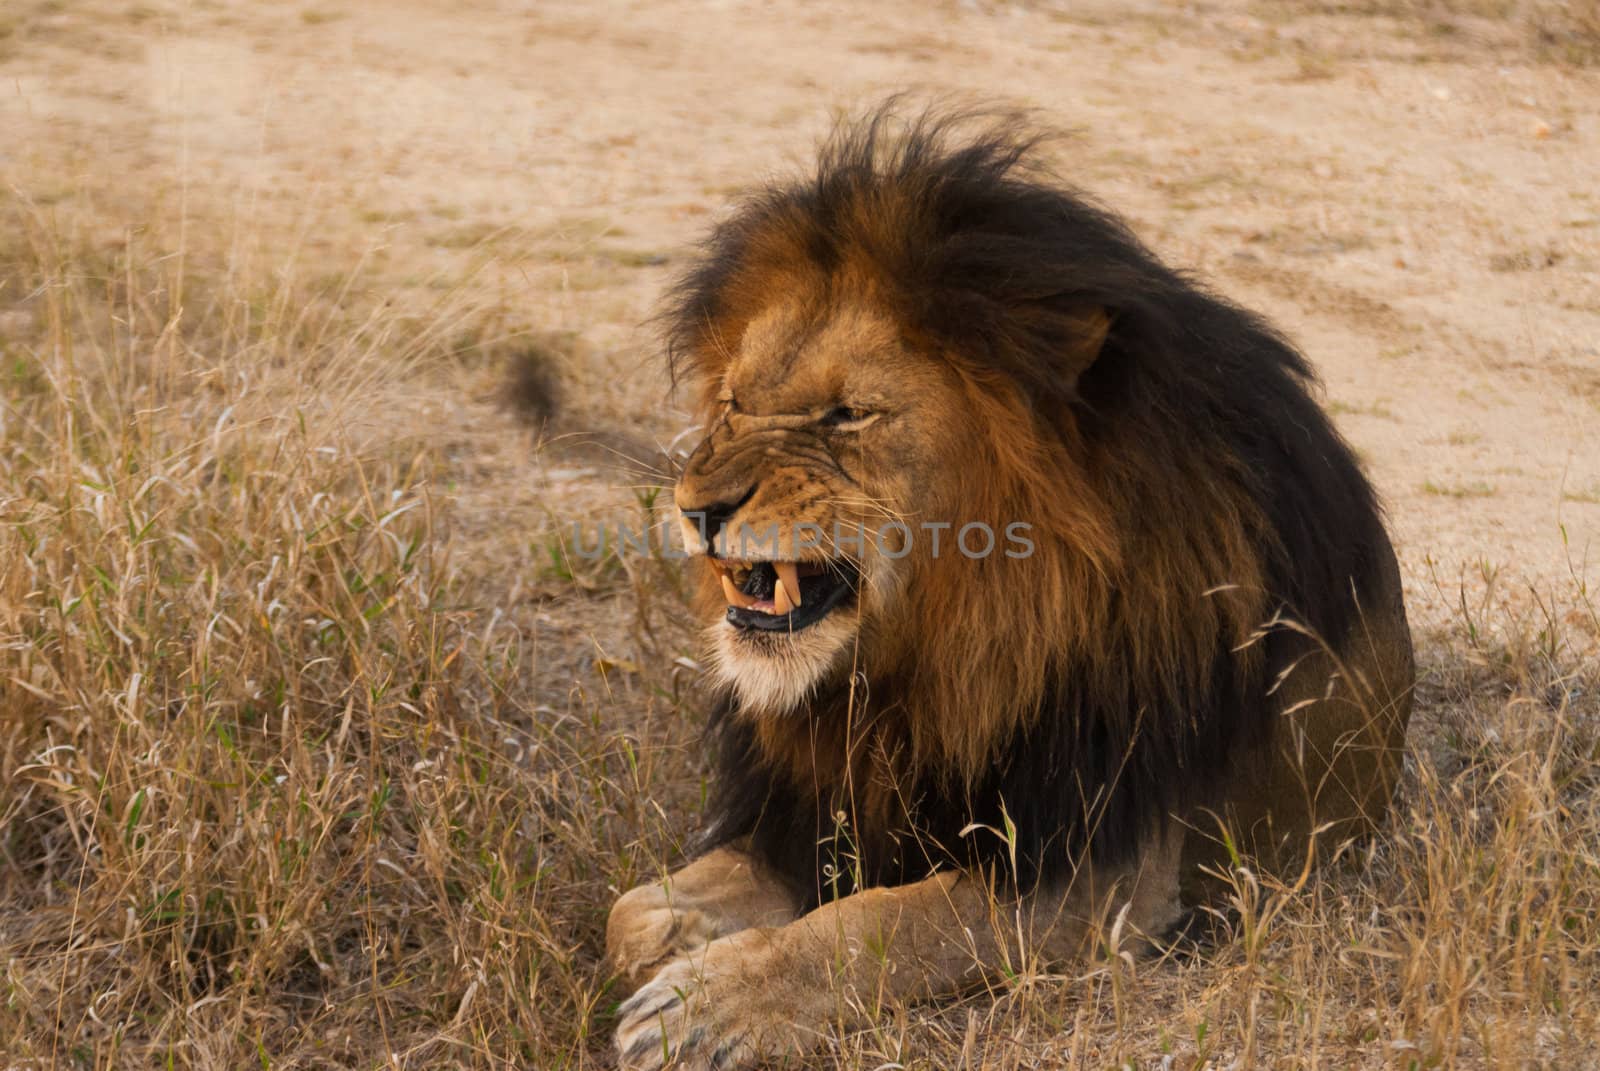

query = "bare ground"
[{"left": 2, "top": 0, "right": 1599, "bottom": 1068}]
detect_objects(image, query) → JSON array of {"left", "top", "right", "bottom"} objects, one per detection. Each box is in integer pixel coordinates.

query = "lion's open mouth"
[{"left": 711, "top": 558, "right": 859, "bottom": 632}]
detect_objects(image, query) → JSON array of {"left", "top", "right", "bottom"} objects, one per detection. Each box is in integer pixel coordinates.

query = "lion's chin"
[{"left": 708, "top": 616, "right": 859, "bottom": 715}]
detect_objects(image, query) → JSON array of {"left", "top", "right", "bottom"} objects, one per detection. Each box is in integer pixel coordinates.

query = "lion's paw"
[
  {"left": 613, "top": 932, "right": 809, "bottom": 1071},
  {"left": 608, "top": 888, "right": 722, "bottom": 989}
]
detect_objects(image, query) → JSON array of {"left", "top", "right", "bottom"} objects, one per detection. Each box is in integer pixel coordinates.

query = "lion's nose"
[{"left": 679, "top": 486, "right": 756, "bottom": 552}]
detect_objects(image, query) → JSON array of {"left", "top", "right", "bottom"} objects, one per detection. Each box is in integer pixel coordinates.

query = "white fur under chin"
[{"left": 708, "top": 616, "right": 857, "bottom": 715}]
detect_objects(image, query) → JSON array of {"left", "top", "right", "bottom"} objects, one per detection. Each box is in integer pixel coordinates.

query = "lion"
[{"left": 607, "top": 106, "right": 1414, "bottom": 1070}]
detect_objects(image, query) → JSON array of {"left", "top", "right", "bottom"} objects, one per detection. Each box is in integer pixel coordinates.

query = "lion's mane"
[{"left": 665, "top": 108, "right": 1394, "bottom": 907}]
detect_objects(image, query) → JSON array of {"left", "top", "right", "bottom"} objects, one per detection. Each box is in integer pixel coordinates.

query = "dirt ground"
[
  {"left": 7, "top": 0, "right": 1598, "bottom": 614},
  {"left": 3, "top": 0, "right": 1599, "bottom": 1067}
]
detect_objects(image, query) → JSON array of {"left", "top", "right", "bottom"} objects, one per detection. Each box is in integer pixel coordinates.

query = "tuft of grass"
[
  {"left": 1281, "top": 0, "right": 1600, "bottom": 62},
  {"left": 1529, "top": 0, "right": 1600, "bottom": 61},
  {"left": 299, "top": 7, "right": 345, "bottom": 26},
  {"left": 1329, "top": 398, "right": 1399, "bottom": 420},
  {"left": 1423, "top": 478, "right": 1498, "bottom": 498},
  {"left": 601, "top": 249, "right": 671, "bottom": 268}
]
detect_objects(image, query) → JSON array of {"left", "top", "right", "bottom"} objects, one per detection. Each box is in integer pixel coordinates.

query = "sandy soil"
[{"left": 6, "top": 0, "right": 1598, "bottom": 629}]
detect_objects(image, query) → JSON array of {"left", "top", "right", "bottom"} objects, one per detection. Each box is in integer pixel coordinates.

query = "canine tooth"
[
  {"left": 774, "top": 562, "right": 803, "bottom": 606},
  {"left": 720, "top": 573, "right": 752, "bottom": 608},
  {"left": 772, "top": 578, "right": 795, "bottom": 616}
]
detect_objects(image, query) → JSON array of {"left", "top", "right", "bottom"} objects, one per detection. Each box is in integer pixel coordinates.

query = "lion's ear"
[{"left": 1064, "top": 306, "right": 1113, "bottom": 376}]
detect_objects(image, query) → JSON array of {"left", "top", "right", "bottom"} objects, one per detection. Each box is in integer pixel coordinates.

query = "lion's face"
[{"left": 675, "top": 297, "right": 973, "bottom": 714}]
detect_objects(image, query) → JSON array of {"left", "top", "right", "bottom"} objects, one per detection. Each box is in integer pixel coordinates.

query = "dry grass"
[
  {"left": 1530, "top": 0, "right": 1600, "bottom": 61},
  {"left": 1284, "top": 0, "right": 1600, "bottom": 62},
  {"left": 0, "top": 190, "right": 688, "bottom": 1067},
  {"left": 3, "top": 186, "right": 1599, "bottom": 1071}
]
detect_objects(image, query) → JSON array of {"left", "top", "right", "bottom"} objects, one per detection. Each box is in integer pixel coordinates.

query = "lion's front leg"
[
  {"left": 607, "top": 846, "right": 801, "bottom": 991},
  {"left": 613, "top": 833, "right": 1188, "bottom": 1071},
  {"left": 612, "top": 871, "right": 1024, "bottom": 1070}
]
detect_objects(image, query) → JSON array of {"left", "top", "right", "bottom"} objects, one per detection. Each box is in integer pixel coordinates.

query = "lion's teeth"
[
  {"left": 720, "top": 573, "right": 752, "bottom": 608},
  {"left": 773, "top": 578, "right": 794, "bottom": 616},
  {"left": 774, "top": 562, "right": 803, "bottom": 607}
]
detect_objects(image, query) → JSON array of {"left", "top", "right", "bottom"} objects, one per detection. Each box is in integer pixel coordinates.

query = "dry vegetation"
[
  {"left": 1279, "top": 0, "right": 1600, "bottom": 63},
  {"left": 0, "top": 194, "right": 691, "bottom": 1066},
  {"left": 4, "top": 171, "right": 1598, "bottom": 1071},
  {"left": 3, "top": 1, "right": 1600, "bottom": 1068},
  {"left": 1528, "top": 0, "right": 1600, "bottom": 61}
]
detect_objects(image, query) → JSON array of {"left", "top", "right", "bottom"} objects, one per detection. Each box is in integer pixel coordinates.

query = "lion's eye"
[{"left": 819, "top": 405, "right": 875, "bottom": 430}]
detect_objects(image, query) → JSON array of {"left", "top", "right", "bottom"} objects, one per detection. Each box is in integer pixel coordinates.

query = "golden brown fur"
[{"left": 607, "top": 106, "right": 1414, "bottom": 1070}]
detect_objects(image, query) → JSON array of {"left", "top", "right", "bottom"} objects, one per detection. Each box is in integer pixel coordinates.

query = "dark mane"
[{"left": 667, "top": 105, "right": 1392, "bottom": 907}]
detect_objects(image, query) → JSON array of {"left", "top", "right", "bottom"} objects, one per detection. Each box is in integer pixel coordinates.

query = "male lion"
[{"left": 608, "top": 108, "right": 1413, "bottom": 1069}]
